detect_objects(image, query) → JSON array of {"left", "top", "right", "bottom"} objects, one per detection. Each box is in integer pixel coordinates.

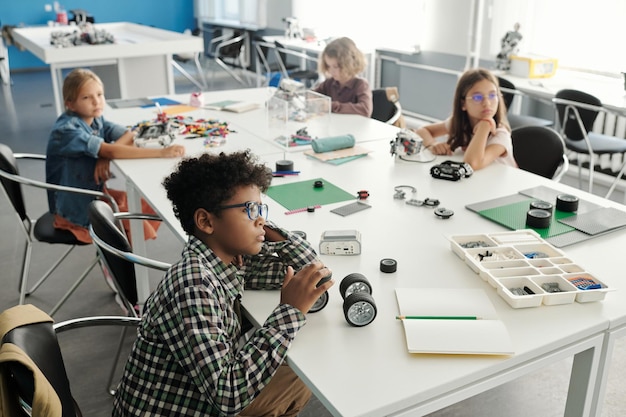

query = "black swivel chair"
[
  {"left": 0, "top": 303, "right": 140, "bottom": 416},
  {"left": 371, "top": 87, "right": 403, "bottom": 126},
  {"left": 0, "top": 143, "right": 118, "bottom": 316},
  {"left": 88, "top": 200, "right": 170, "bottom": 394},
  {"left": 512, "top": 125, "right": 569, "bottom": 182},
  {"left": 553, "top": 89, "right": 626, "bottom": 197},
  {"left": 497, "top": 77, "right": 553, "bottom": 130}
]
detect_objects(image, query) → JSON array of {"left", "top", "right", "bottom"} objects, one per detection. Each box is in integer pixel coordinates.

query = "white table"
[
  {"left": 116, "top": 130, "right": 626, "bottom": 417},
  {"left": 109, "top": 88, "right": 400, "bottom": 152},
  {"left": 107, "top": 88, "right": 399, "bottom": 303},
  {"left": 504, "top": 69, "right": 626, "bottom": 115},
  {"left": 250, "top": 141, "right": 620, "bottom": 417},
  {"left": 106, "top": 88, "right": 626, "bottom": 416},
  {"left": 12, "top": 22, "right": 203, "bottom": 115}
]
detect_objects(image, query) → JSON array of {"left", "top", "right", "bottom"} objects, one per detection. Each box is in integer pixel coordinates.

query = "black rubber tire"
[
  {"left": 343, "top": 292, "right": 377, "bottom": 327},
  {"left": 339, "top": 273, "right": 371, "bottom": 300},
  {"left": 309, "top": 291, "right": 329, "bottom": 313}
]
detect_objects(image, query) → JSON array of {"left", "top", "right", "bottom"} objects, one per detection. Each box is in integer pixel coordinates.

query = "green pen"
[{"left": 396, "top": 315, "right": 479, "bottom": 320}]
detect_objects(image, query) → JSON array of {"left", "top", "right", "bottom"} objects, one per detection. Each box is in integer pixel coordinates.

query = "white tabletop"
[
  {"left": 107, "top": 91, "right": 626, "bottom": 416},
  {"left": 504, "top": 69, "right": 626, "bottom": 114},
  {"left": 106, "top": 88, "right": 400, "bottom": 153},
  {"left": 11, "top": 22, "right": 203, "bottom": 64},
  {"left": 248, "top": 140, "right": 618, "bottom": 416}
]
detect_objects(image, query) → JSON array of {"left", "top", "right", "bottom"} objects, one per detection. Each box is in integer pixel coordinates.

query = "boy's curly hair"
[{"left": 163, "top": 150, "right": 272, "bottom": 235}]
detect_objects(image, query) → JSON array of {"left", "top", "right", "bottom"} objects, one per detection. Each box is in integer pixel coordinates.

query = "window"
[
  {"left": 490, "top": 0, "right": 626, "bottom": 75},
  {"left": 293, "top": 0, "right": 425, "bottom": 52}
]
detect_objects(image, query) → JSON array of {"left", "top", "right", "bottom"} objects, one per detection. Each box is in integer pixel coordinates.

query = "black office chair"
[
  {"left": 210, "top": 31, "right": 251, "bottom": 87},
  {"left": 274, "top": 40, "right": 320, "bottom": 87},
  {"left": 497, "top": 77, "right": 553, "bottom": 130},
  {"left": 512, "top": 125, "right": 569, "bottom": 182},
  {"left": 371, "top": 87, "right": 403, "bottom": 126},
  {"left": 0, "top": 143, "right": 118, "bottom": 316},
  {"left": 553, "top": 89, "right": 626, "bottom": 197},
  {"left": 0, "top": 304, "right": 140, "bottom": 415},
  {"left": 88, "top": 200, "right": 170, "bottom": 394}
]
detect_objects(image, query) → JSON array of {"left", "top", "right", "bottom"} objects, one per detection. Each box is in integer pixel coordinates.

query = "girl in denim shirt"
[{"left": 46, "top": 68, "right": 185, "bottom": 242}]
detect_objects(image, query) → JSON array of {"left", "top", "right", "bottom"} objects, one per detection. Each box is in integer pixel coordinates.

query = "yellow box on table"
[{"left": 509, "top": 54, "right": 558, "bottom": 78}]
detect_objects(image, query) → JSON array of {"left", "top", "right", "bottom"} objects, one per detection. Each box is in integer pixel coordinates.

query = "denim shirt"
[{"left": 46, "top": 111, "right": 127, "bottom": 227}]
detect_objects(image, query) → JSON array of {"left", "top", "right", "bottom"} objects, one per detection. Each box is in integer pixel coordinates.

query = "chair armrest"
[
  {"left": 13, "top": 153, "right": 47, "bottom": 161},
  {"left": 553, "top": 153, "right": 570, "bottom": 183},
  {"left": 388, "top": 102, "right": 403, "bottom": 126},
  {"left": 552, "top": 97, "right": 606, "bottom": 113},
  {"left": 273, "top": 44, "right": 319, "bottom": 78},
  {"left": 254, "top": 40, "right": 277, "bottom": 74},
  {"left": 215, "top": 34, "right": 247, "bottom": 54},
  {"left": 89, "top": 216, "right": 171, "bottom": 271},
  {"left": 0, "top": 167, "right": 119, "bottom": 212},
  {"left": 274, "top": 44, "right": 319, "bottom": 64},
  {"left": 53, "top": 316, "right": 141, "bottom": 332}
]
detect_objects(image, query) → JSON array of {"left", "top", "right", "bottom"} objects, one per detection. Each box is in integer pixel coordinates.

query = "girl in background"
[
  {"left": 46, "top": 68, "right": 185, "bottom": 243},
  {"left": 415, "top": 68, "right": 516, "bottom": 170},
  {"left": 314, "top": 37, "right": 373, "bottom": 117}
]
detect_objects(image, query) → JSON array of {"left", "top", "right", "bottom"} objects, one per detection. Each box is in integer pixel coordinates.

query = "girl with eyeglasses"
[{"left": 415, "top": 68, "right": 517, "bottom": 170}]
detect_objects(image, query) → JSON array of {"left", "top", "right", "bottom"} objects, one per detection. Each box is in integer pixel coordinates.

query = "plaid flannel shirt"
[{"left": 112, "top": 221, "right": 319, "bottom": 416}]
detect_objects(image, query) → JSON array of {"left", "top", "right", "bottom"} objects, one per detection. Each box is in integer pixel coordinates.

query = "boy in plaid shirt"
[{"left": 113, "top": 150, "right": 333, "bottom": 416}]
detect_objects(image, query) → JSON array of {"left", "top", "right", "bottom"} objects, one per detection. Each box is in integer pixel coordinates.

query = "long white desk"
[
  {"left": 252, "top": 142, "right": 617, "bottom": 417},
  {"left": 504, "top": 69, "right": 626, "bottom": 115},
  {"left": 108, "top": 88, "right": 400, "bottom": 152},
  {"left": 107, "top": 88, "right": 398, "bottom": 304},
  {"left": 12, "top": 22, "right": 203, "bottom": 115},
  {"left": 107, "top": 90, "right": 626, "bottom": 417}
]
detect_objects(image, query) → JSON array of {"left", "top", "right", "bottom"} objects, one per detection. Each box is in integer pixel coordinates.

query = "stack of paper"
[
  {"left": 395, "top": 288, "right": 514, "bottom": 355},
  {"left": 204, "top": 100, "right": 260, "bottom": 113}
]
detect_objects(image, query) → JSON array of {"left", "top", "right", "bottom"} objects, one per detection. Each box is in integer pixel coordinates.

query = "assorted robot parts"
[
  {"left": 133, "top": 121, "right": 175, "bottom": 148},
  {"left": 50, "top": 23, "right": 115, "bottom": 48}
]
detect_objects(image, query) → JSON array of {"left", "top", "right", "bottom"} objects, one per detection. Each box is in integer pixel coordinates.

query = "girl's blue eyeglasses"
[
  {"left": 216, "top": 201, "right": 269, "bottom": 220},
  {"left": 466, "top": 92, "right": 499, "bottom": 103}
]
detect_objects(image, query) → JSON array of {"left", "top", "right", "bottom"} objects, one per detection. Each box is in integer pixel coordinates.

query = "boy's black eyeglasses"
[{"left": 216, "top": 201, "right": 269, "bottom": 220}]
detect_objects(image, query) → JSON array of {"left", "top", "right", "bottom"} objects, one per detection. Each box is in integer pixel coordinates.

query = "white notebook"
[
  {"left": 204, "top": 100, "right": 260, "bottom": 113},
  {"left": 395, "top": 288, "right": 514, "bottom": 355}
]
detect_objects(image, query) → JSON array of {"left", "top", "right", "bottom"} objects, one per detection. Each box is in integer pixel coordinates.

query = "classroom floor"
[{"left": 0, "top": 63, "right": 624, "bottom": 417}]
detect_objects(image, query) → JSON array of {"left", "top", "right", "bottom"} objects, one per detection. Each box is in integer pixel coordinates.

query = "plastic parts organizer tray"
[{"left": 449, "top": 230, "right": 611, "bottom": 308}]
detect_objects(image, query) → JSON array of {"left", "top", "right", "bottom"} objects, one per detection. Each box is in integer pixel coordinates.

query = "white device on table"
[{"left": 319, "top": 230, "right": 361, "bottom": 255}]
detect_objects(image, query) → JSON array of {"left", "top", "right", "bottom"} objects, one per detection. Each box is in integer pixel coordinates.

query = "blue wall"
[{"left": 2, "top": 0, "right": 196, "bottom": 70}]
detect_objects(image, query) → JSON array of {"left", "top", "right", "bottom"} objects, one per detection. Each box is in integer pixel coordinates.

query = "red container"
[{"left": 56, "top": 10, "right": 68, "bottom": 25}]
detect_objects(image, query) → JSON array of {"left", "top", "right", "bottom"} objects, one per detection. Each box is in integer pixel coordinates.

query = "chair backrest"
[
  {"left": 88, "top": 200, "right": 138, "bottom": 306},
  {"left": 272, "top": 40, "right": 301, "bottom": 71},
  {"left": 273, "top": 41, "right": 319, "bottom": 81},
  {"left": 371, "top": 88, "right": 402, "bottom": 125},
  {"left": 554, "top": 89, "right": 601, "bottom": 141},
  {"left": 497, "top": 77, "right": 516, "bottom": 110},
  {"left": 0, "top": 143, "right": 27, "bottom": 222},
  {"left": 512, "top": 125, "right": 568, "bottom": 180},
  {"left": 1, "top": 309, "right": 79, "bottom": 417},
  {"left": 217, "top": 32, "right": 246, "bottom": 60}
]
